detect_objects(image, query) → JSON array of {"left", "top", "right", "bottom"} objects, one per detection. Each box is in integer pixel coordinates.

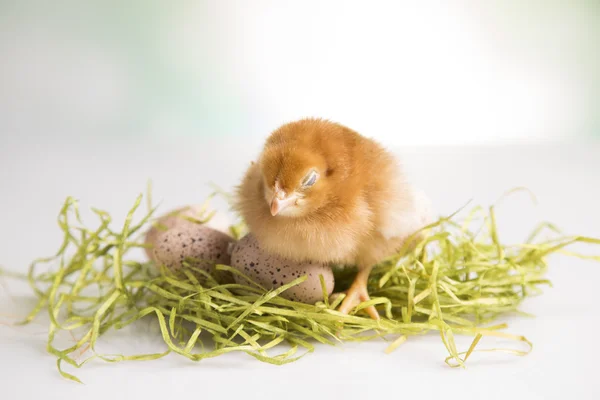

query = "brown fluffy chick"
[{"left": 234, "top": 118, "right": 433, "bottom": 319}]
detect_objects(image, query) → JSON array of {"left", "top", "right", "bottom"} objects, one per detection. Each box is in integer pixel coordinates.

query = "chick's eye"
[{"left": 301, "top": 171, "right": 318, "bottom": 188}]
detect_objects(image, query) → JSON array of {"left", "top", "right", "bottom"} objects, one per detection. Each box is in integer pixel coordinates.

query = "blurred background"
[
  {"left": 1, "top": 0, "right": 599, "bottom": 147},
  {"left": 1, "top": 0, "right": 599, "bottom": 271}
]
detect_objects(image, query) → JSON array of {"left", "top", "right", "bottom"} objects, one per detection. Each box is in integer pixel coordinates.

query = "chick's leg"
[{"left": 338, "top": 266, "right": 380, "bottom": 320}]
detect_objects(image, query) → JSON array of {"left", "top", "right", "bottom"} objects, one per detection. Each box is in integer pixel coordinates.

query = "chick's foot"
[{"left": 337, "top": 271, "right": 380, "bottom": 320}]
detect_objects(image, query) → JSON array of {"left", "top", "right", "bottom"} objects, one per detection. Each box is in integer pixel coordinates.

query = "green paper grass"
[{"left": 2, "top": 187, "right": 600, "bottom": 383}]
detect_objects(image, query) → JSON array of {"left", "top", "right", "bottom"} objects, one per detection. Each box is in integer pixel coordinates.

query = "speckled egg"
[
  {"left": 230, "top": 234, "right": 335, "bottom": 304},
  {"left": 144, "top": 205, "right": 236, "bottom": 282}
]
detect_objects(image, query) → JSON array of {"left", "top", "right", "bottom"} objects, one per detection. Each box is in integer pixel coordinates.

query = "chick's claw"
[{"left": 337, "top": 280, "right": 380, "bottom": 320}]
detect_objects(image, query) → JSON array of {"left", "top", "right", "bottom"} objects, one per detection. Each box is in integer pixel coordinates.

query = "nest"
[{"left": 3, "top": 186, "right": 599, "bottom": 383}]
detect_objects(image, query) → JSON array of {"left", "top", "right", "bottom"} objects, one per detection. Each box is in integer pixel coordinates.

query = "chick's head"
[{"left": 259, "top": 145, "right": 331, "bottom": 218}]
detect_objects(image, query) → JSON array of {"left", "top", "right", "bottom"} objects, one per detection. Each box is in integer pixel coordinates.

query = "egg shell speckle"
[
  {"left": 145, "top": 206, "right": 236, "bottom": 282},
  {"left": 230, "top": 234, "right": 335, "bottom": 304}
]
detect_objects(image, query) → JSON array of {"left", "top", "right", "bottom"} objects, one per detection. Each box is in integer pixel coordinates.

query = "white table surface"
[{"left": 1, "top": 136, "right": 599, "bottom": 399}]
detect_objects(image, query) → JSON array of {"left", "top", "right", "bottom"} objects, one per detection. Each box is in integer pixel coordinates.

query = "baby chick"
[{"left": 234, "top": 118, "right": 432, "bottom": 319}]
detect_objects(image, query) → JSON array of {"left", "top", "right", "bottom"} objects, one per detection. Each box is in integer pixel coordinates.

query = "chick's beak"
[{"left": 270, "top": 191, "right": 297, "bottom": 216}]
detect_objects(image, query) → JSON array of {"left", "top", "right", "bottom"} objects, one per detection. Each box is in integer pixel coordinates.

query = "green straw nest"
[{"left": 3, "top": 187, "right": 600, "bottom": 383}]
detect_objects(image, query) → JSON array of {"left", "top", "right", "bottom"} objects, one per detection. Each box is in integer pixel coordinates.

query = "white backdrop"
[{"left": 1, "top": 3, "right": 600, "bottom": 397}]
